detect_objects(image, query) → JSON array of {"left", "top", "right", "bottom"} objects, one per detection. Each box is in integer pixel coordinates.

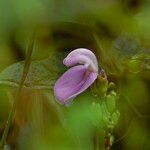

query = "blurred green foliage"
[{"left": 0, "top": 0, "right": 150, "bottom": 150}]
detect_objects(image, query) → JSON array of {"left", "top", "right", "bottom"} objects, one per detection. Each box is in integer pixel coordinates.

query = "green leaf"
[
  {"left": 112, "top": 33, "right": 143, "bottom": 57},
  {"left": 0, "top": 54, "right": 66, "bottom": 90}
]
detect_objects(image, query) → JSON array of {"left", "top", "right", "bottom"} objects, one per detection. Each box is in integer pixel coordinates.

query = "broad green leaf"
[
  {"left": 0, "top": 54, "right": 66, "bottom": 90},
  {"left": 112, "top": 33, "right": 143, "bottom": 57}
]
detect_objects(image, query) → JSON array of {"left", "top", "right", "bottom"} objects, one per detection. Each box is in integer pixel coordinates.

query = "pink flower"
[{"left": 54, "top": 48, "right": 98, "bottom": 105}]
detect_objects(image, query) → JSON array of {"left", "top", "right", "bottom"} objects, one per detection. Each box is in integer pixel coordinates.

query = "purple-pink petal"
[
  {"left": 54, "top": 65, "right": 98, "bottom": 105},
  {"left": 63, "top": 48, "right": 98, "bottom": 72},
  {"left": 54, "top": 48, "right": 99, "bottom": 105}
]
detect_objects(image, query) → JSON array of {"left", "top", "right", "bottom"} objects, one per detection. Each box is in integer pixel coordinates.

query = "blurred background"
[{"left": 0, "top": 0, "right": 150, "bottom": 149}]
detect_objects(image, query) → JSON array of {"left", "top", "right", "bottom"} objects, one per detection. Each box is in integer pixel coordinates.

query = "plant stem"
[{"left": 0, "top": 32, "right": 35, "bottom": 150}]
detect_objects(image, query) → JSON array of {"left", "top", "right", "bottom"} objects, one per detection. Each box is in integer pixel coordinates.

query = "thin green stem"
[{"left": 0, "top": 32, "right": 35, "bottom": 150}]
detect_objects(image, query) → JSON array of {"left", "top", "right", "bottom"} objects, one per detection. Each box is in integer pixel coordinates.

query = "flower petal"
[
  {"left": 63, "top": 48, "right": 98, "bottom": 72},
  {"left": 54, "top": 65, "right": 98, "bottom": 104},
  {"left": 67, "top": 71, "right": 98, "bottom": 101}
]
